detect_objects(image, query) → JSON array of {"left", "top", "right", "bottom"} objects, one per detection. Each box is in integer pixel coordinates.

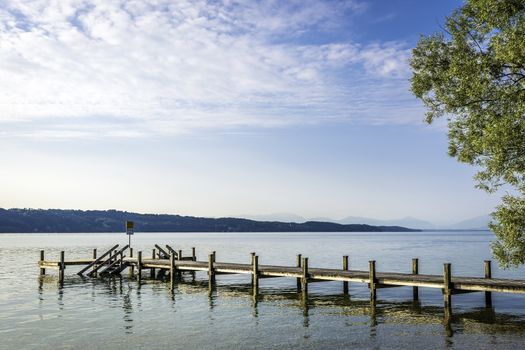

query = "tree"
[{"left": 410, "top": 0, "right": 525, "bottom": 267}]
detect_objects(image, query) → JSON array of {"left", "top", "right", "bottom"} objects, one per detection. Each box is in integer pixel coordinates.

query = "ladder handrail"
[
  {"left": 155, "top": 244, "right": 171, "bottom": 259},
  {"left": 87, "top": 245, "right": 129, "bottom": 277},
  {"left": 77, "top": 244, "right": 119, "bottom": 276},
  {"left": 165, "top": 244, "right": 180, "bottom": 259}
]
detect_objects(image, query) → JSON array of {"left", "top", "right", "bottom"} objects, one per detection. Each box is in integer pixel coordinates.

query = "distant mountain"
[
  {"left": 241, "top": 213, "right": 307, "bottom": 223},
  {"left": 294, "top": 214, "right": 492, "bottom": 231},
  {"left": 0, "top": 208, "right": 419, "bottom": 233},
  {"left": 446, "top": 214, "right": 491, "bottom": 230},
  {"left": 336, "top": 216, "right": 436, "bottom": 230}
]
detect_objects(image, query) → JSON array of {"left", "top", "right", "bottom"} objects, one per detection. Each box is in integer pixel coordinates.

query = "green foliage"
[{"left": 411, "top": 0, "right": 525, "bottom": 267}]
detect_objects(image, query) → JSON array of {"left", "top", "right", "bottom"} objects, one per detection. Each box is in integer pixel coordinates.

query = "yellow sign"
[{"left": 126, "top": 221, "right": 134, "bottom": 235}]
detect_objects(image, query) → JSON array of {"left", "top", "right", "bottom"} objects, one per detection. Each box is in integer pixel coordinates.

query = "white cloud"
[{"left": 0, "top": 0, "right": 418, "bottom": 138}]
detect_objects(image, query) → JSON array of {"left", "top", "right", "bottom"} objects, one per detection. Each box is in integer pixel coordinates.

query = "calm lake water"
[{"left": 1, "top": 231, "right": 525, "bottom": 349}]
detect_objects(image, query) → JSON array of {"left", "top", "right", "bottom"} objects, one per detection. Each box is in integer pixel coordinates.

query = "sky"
[{"left": 0, "top": 0, "right": 503, "bottom": 224}]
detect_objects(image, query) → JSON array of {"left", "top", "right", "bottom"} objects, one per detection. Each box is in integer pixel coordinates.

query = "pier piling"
[
  {"left": 484, "top": 260, "right": 492, "bottom": 307},
  {"left": 40, "top": 250, "right": 45, "bottom": 276},
  {"left": 151, "top": 249, "right": 156, "bottom": 278},
  {"left": 443, "top": 263, "right": 452, "bottom": 309},
  {"left": 137, "top": 251, "right": 142, "bottom": 282},
  {"left": 170, "top": 252, "right": 175, "bottom": 285},
  {"left": 412, "top": 258, "right": 419, "bottom": 301},
  {"left": 301, "top": 257, "right": 309, "bottom": 295},
  {"left": 343, "top": 255, "right": 349, "bottom": 294},
  {"left": 59, "top": 251, "right": 65, "bottom": 285},
  {"left": 369, "top": 260, "right": 376, "bottom": 302},
  {"left": 129, "top": 248, "right": 134, "bottom": 277},
  {"left": 252, "top": 254, "right": 259, "bottom": 290},
  {"left": 296, "top": 254, "right": 302, "bottom": 292},
  {"left": 208, "top": 253, "right": 215, "bottom": 282}
]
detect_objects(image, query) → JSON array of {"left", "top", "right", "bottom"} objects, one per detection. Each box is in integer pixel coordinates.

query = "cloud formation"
[{"left": 0, "top": 0, "right": 416, "bottom": 138}]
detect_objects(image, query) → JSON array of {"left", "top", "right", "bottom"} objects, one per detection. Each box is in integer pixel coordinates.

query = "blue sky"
[{"left": 0, "top": 0, "right": 501, "bottom": 224}]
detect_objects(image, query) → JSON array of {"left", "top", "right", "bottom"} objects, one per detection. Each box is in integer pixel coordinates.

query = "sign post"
[{"left": 126, "top": 221, "right": 134, "bottom": 248}]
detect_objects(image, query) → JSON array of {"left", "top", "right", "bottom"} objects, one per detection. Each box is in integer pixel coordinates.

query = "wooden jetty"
[{"left": 39, "top": 244, "right": 525, "bottom": 311}]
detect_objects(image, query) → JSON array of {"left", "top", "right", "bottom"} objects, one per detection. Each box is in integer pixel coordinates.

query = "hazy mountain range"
[{"left": 240, "top": 213, "right": 491, "bottom": 230}]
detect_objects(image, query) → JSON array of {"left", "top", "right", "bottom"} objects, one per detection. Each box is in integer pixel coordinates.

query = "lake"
[{"left": 1, "top": 231, "right": 525, "bottom": 349}]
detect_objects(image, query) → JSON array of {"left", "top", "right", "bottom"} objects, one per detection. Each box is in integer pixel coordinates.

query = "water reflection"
[{"left": 38, "top": 272, "right": 525, "bottom": 343}]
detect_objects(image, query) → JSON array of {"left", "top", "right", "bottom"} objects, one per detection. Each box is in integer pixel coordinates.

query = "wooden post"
[
  {"left": 129, "top": 247, "right": 134, "bottom": 277},
  {"left": 93, "top": 249, "right": 97, "bottom": 259},
  {"left": 170, "top": 253, "right": 175, "bottom": 285},
  {"left": 150, "top": 249, "right": 156, "bottom": 278},
  {"left": 343, "top": 255, "right": 349, "bottom": 294},
  {"left": 208, "top": 253, "right": 215, "bottom": 282},
  {"left": 137, "top": 251, "right": 142, "bottom": 282},
  {"left": 301, "top": 257, "right": 309, "bottom": 295},
  {"left": 412, "top": 258, "right": 419, "bottom": 301},
  {"left": 443, "top": 263, "right": 452, "bottom": 309},
  {"left": 252, "top": 255, "right": 259, "bottom": 289},
  {"left": 369, "top": 260, "right": 376, "bottom": 301},
  {"left": 178, "top": 249, "right": 182, "bottom": 260},
  {"left": 212, "top": 251, "right": 216, "bottom": 263},
  {"left": 296, "top": 254, "right": 302, "bottom": 292},
  {"left": 192, "top": 247, "right": 196, "bottom": 261},
  {"left": 59, "top": 251, "right": 65, "bottom": 285},
  {"left": 39, "top": 250, "right": 46, "bottom": 275},
  {"left": 484, "top": 260, "right": 492, "bottom": 307}
]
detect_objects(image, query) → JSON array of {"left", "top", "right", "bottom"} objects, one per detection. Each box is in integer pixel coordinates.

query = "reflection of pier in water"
[
  {"left": 37, "top": 244, "right": 525, "bottom": 336},
  {"left": 38, "top": 270, "right": 525, "bottom": 339}
]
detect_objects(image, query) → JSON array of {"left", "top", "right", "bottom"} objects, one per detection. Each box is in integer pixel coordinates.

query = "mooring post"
[
  {"left": 178, "top": 249, "right": 182, "bottom": 260},
  {"left": 192, "top": 247, "right": 196, "bottom": 261},
  {"left": 150, "top": 249, "right": 156, "bottom": 278},
  {"left": 301, "top": 257, "right": 309, "bottom": 295},
  {"left": 59, "top": 251, "right": 65, "bottom": 285},
  {"left": 443, "top": 263, "right": 452, "bottom": 309},
  {"left": 252, "top": 254, "right": 259, "bottom": 290},
  {"left": 137, "top": 251, "right": 142, "bottom": 282},
  {"left": 369, "top": 260, "right": 376, "bottom": 302},
  {"left": 343, "top": 255, "right": 349, "bottom": 294},
  {"left": 92, "top": 248, "right": 97, "bottom": 260},
  {"left": 39, "top": 250, "right": 46, "bottom": 276},
  {"left": 484, "top": 260, "right": 492, "bottom": 307},
  {"left": 296, "top": 254, "right": 302, "bottom": 292},
  {"left": 212, "top": 251, "right": 216, "bottom": 263},
  {"left": 412, "top": 258, "right": 419, "bottom": 301},
  {"left": 208, "top": 253, "right": 215, "bottom": 282}
]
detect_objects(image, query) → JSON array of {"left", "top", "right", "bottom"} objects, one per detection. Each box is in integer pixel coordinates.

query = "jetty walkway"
[{"left": 39, "top": 244, "right": 525, "bottom": 311}]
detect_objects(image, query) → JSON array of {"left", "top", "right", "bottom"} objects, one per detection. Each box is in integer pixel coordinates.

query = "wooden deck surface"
[{"left": 40, "top": 255, "right": 525, "bottom": 295}]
